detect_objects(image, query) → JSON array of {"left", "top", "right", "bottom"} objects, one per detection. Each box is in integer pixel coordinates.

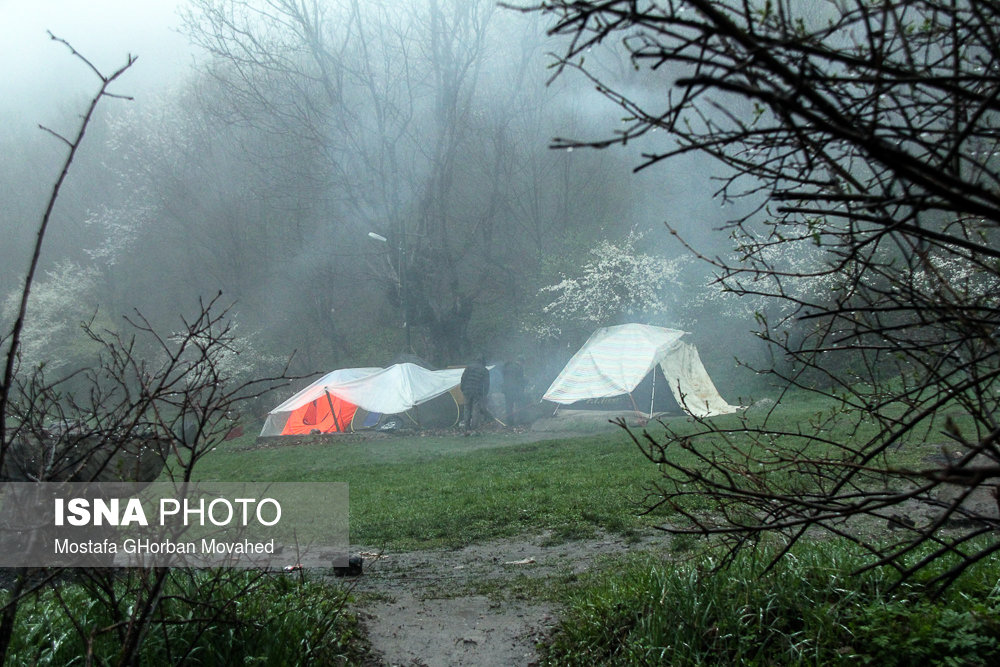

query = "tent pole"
[
  {"left": 324, "top": 389, "right": 343, "bottom": 433},
  {"left": 650, "top": 369, "right": 656, "bottom": 418}
]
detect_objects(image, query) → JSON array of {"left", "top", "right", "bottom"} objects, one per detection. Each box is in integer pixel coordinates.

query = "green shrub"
[
  {"left": 4, "top": 570, "right": 366, "bottom": 666},
  {"left": 541, "top": 540, "right": 1000, "bottom": 666}
]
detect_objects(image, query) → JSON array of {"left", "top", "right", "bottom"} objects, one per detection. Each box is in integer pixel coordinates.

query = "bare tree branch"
[{"left": 525, "top": 0, "right": 1000, "bottom": 592}]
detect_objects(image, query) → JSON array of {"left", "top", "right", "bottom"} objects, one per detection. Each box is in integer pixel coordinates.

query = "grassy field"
[
  {"left": 193, "top": 423, "right": 694, "bottom": 550},
  {"left": 191, "top": 392, "right": 934, "bottom": 552}
]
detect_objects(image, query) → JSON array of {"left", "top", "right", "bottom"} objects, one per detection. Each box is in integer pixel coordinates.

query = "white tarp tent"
[
  {"left": 543, "top": 324, "right": 739, "bottom": 418},
  {"left": 260, "top": 363, "right": 465, "bottom": 436},
  {"left": 323, "top": 363, "right": 464, "bottom": 414}
]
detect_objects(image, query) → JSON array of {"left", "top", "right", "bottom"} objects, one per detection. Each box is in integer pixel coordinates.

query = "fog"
[
  {"left": 0, "top": 0, "right": 193, "bottom": 129},
  {"left": 1, "top": 0, "right": 763, "bottom": 407}
]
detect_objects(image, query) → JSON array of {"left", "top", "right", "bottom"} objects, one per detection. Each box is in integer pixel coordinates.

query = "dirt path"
[
  {"left": 350, "top": 532, "right": 668, "bottom": 666},
  {"left": 358, "top": 592, "right": 549, "bottom": 666}
]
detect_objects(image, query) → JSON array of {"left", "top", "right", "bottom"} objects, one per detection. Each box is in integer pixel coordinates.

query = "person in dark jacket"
[{"left": 461, "top": 356, "right": 491, "bottom": 432}]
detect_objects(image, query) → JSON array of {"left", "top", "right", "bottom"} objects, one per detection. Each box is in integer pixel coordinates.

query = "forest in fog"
[{"left": 1, "top": 0, "right": 762, "bottom": 410}]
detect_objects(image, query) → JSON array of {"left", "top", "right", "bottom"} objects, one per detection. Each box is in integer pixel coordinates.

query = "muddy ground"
[
  {"left": 347, "top": 531, "right": 670, "bottom": 666},
  {"left": 257, "top": 419, "right": 655, "bottom": 665}
]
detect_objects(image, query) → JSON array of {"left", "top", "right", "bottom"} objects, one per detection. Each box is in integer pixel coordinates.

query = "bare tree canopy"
[
  {"left": 522, "top": 0, "right": 1000, "bottom": 591},
  {"left": 179, "top": 0, "right": 593, "bottom": 362}
]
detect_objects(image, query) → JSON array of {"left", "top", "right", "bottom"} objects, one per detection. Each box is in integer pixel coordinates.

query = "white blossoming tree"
[
  {"left": 528, "top": 231, "right": 690, "bottom": 340},
  {"left": 1, "top": 261, "right": 109, "bottom": 374}
]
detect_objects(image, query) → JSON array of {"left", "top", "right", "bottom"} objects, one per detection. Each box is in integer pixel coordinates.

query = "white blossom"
[
  {"left": 1, "top": 262, "right": 104, "bottom": 372},
  {"left": 168, "top": 323, "right": 283, "bottom": 388},
  {"left": 529, "top": 230, "right": 688, "bottom": 337}
]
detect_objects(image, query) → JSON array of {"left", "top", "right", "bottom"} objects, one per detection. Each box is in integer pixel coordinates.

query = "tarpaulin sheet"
[
  {"left": 543, "top": 324, "right": 738, "bottom": 418},
  {"left": 260, "top": 363, "right": 465, "bottom": 436}
]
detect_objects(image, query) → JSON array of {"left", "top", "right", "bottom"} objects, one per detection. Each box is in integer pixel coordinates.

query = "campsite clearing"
[
  {"left": 195, "top": 423, "right": 687, "bottom": 550},
  {"left": 193, "top": 397, "right": 977, "bottom": 665},
  {"left": 196, "top": 391, "right": 929, "bottom": 552}
]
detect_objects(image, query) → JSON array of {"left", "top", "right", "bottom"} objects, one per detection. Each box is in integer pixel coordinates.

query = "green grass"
[
  {"left": 540, "top": 540, "right": 1000, "bottom": 666},
  {"left": 5, "top": 570, "right": 366, "bottom": 666},
  {"left": 193, "top": 428, "right": 691, "bottom": 550},
  {"left": 189, "top": 387, "right": 952, "bottom": 551}
]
